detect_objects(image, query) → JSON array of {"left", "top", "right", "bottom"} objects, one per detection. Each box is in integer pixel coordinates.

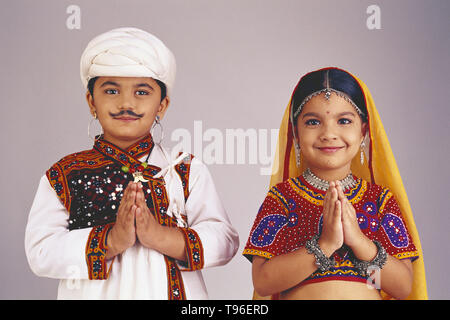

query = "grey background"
[{"left": 1, "top": 0, "right": 449, "bottom": 299}]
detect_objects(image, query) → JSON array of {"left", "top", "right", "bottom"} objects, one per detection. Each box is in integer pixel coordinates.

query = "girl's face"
[
  {"left": 296, "top": 92, "right": 366, "bottom": 179},
  {"left": 86, "top": 76, "right": 169, "bottom": 150}
]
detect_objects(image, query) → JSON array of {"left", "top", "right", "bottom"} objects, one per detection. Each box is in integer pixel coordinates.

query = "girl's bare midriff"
[{"left": 280, "top": 280, "right": 382, "bottom": 300}]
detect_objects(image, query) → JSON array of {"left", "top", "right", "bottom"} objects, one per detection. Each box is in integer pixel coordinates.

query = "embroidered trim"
[
  {"left": 174, "top": 153, "right": 194, "bottom": 202},
  {"left": 85, "top": 223, "right": 114, "bottom": 280},
  {"left": 147, "top": 179, "right": 173, "bottom": 227},
  {"left": 144, "top": 167, "right": 190, "bottom": 299},
  {"left": 302, "top": 274, "right": 367, "bottom": 286},
  {"left": 178, "top": 228, "right": 204, "bottom": 271},
  {"left": 393, "top": 250, "right": 419, "bottom": 261},
  {"left": 165, "top": 256, "right": 186, "bottom": 300},
  {"left": 268, "top": 187, "right": 290, "bottom": 212},
  {"left": 126, "top": 134, "right": 155, "bottom": 159},
  {"left": 46, "top": 162, "right": 71, "bottom": 211},
  {"left": 146, "top": 178, "right": 189, "bottom": 299},
  {"left": 377, "top": 188, "right": 393, "bottom": 214},
  {"left": 346, "top": 179, "right": 367, "bottom": 205},
  {"left": 303, "top": 258, "right": 367, "bottom": 285},
  {"left": 290, "top": 176, "right": 367, "bottom": 206},
  {"left": 94, "top": 135, "right": 162, "bottom": 179},
  {"left": 242, "top": 248, "right": 274, "bottom": 261}
]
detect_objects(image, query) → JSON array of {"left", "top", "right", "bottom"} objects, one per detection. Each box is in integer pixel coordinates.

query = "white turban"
[{"left": 80, "top": 27, "right": 176, "bottom": 96}]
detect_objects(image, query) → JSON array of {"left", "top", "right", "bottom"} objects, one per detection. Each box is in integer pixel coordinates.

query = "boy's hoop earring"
[
  {"left": 88, "top": 112, "right": 103, "bottom": 142},
  {"left": 151, "top": 115, "right": 164, "bottom": 144}
]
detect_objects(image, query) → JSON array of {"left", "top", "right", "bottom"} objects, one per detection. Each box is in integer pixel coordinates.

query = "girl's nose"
[{"left": 319, "top": 123, "right": 338, "bottom": 142}]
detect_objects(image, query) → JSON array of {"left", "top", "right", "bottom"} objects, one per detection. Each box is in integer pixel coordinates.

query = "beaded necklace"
[{"left": 302, "top": 168, "right": 357, "bottom": 191}]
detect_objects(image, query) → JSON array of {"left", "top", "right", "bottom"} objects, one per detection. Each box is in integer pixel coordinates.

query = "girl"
[
  {"left": 25, "top": 27, "right": 239, "bottom": 299},
  {"left": 243, "top": 67, "right": 427, "bottom": 300}
]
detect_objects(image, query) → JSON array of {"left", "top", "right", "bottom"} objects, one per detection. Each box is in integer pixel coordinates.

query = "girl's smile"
[{"left": 316, "top": 146, "right": 345, "bottom": 153}]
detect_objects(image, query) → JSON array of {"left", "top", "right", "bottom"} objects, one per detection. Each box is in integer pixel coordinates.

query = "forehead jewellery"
[{"left": 291, "top": 70, "right": 364, "bottom": 122}]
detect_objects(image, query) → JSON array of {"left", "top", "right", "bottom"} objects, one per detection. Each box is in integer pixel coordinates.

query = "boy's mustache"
[{"left": 109, "top": 110, "right": 145, "bottom": 118}]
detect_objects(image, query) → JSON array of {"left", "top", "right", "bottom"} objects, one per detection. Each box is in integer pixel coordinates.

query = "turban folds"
[{"left": 80, "top": 27, "right": 176, "bottom": 96}]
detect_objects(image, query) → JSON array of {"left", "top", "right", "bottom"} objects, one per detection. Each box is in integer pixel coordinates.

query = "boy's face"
[{"left": 86, "top": 76, "right": 169, "bottom": 149}]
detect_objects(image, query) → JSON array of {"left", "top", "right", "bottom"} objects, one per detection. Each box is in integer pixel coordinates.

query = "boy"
[{"left": 25, "top": 27, "right": 239, "bottom": 299}]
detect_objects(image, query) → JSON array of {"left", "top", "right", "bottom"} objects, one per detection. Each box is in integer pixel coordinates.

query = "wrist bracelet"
[
  {"left": 352, "top": 240, "right": 387, "bottom": 277},
  {"left": 305, "top": 235, "right": 335, "bottom": 272}
]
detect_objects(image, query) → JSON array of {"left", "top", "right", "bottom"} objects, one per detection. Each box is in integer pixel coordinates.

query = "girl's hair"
[
  {"left": 87, "top": 77, "right": 167, "bottom": 102},
  {"left": 291, "top": 68, "right": 368, "bottom": 124}
]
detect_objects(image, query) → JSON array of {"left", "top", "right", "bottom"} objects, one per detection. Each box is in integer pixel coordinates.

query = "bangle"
[
  {"left": 352, "top": 240, "right": 387, "bottom": 277},
  {"left": 305, "top": 235, "right": 335, "bottom": 272}
]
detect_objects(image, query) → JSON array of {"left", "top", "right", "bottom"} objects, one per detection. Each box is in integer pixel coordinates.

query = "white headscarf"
[{"left": 80, "top": 27, "right": 176, "bottom": 96}]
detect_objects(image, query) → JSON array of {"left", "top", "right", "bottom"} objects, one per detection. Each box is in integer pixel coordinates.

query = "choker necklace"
[{"left": 302, "top": 168, "right": 357, "bottom": 191}]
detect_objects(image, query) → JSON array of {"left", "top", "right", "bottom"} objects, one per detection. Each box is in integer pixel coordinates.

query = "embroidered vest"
[{"left": 46, "top": 134, "right": 200, "bottom": 300}]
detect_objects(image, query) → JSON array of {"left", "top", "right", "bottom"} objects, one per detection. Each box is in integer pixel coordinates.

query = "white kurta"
[{"left": 25, "top": 145, "right": 239, "bottom": 299}]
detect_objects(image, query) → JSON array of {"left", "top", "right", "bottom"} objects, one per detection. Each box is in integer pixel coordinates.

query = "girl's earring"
[
  {"left": 151, "top": 115, "right": 164, "bottom": 144},
  {"left": 295, "top": 142, "right": 301, "bottom": 167},
  {"left": 88, "top": 111, "right": 103, "bottom": 142},
  {"left": 360, "top": 141, "right": 366, "bottom": 165}
]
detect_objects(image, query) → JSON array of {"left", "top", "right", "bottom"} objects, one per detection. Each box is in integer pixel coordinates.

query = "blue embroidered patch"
[
  {"left": 357, "top": 201, "right": 380, "bottom": 232},
  {"left": 250, "top": 214, "right": 288, "bottom": 247},
  {"left": 357, "top": 212, "right": 369, "bottom": 229},
  {"left": 381, "top": 213, "right": 409, "bottom": 248},
  {"left": 363, "top": 201, "right": 377, "bottom": 215}
]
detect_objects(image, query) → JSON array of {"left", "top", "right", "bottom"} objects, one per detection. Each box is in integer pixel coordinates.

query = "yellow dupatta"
[{"left": 254, "top": 67, "right": 427, "bottom": 300}]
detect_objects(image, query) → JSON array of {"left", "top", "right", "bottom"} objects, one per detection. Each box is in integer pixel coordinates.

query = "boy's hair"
[{"left": 87, "top": 77, "right": 167, "bottom": 102}]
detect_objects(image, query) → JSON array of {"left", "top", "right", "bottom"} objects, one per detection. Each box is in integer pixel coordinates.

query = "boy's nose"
[{"left": 118, "top": 93, "right": 136, "bottom": 110}]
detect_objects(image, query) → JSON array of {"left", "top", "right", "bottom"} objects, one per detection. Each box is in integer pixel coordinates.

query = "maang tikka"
[{"left": 324, "top": 70, "right": 332, "bottom": 100}]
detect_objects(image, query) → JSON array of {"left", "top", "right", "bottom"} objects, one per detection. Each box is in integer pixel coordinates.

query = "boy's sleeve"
[
  {"left": 178, "top": 158, "right": 239, "bottom": 271},
  {"left": 25, "top": 175, "right": 102, "bottom": 280},
  {"left": 376, "top": 191, "right": 419, "bottom": 262},
  {"left": 242, "top": 185, "right": 290, "bottom": 262}
]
